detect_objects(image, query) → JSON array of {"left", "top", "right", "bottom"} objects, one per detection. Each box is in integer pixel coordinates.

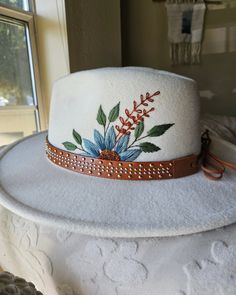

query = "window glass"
[
  {"left": 0, "top": 0, "right": 31, "bottom": 11},
  {"left": 0, "top": 17, "right": 38, "bottom": 145},
  {"left": 0, "top": 18, "right": 34, "bottom": 106}
]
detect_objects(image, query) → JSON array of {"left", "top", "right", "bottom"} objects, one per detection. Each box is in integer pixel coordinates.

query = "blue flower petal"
[
  {"left": 82, "top": 139, "right": 100, "bottom": 157},
  {"left": 119, "top": 149, "right": 142, "bottom": 161},
  {"left": 94, "top": 129, "right": 106, "bottom": 150},
  {"left": 114, "top": 134, "right": 130, "bottom": 153},
  {"left": 105, "top": 126, "right": 116, "bottom": 150}
]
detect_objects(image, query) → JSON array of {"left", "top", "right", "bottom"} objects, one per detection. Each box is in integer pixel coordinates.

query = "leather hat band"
[{"left": 45, "top": 137, "right": 198, "bottom": 180}]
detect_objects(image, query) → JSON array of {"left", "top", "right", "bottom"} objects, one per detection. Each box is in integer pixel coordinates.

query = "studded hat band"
[{"left": 45, "top": 137, "right": 198, "bottom": 180}]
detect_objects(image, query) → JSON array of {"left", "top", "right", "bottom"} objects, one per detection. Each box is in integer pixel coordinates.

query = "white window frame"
[{"left": 0, "top": 1, "right": 46, "bottom": 132}]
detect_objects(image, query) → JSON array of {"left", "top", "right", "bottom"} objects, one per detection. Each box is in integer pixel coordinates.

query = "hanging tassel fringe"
[
  {"left": 166, "top": 0, "right": 206, "bottom": 65},
  {"left": 170, "top": 42, "right": 201, "bottom": 65}
]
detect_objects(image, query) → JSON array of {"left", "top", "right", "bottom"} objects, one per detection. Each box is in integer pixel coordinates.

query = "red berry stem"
[{"left": 115, "top": 91, "right": 160, "bottom": 142}]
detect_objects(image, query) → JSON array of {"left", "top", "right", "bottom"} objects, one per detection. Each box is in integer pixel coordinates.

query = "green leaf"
[
  {"left": 62, "top": 141, "right": 77, "bottom": 151},
  {"left": 147, "top": 123, "right": 174, "bottom": 137},
  {"left": 108, "top": 102, "right": 120, "bottom": 122},
  {"left": 73, "top": 129, "right": 82, "bottom": 145},
  {"left": 96, "top": 105, "right": 107, "bottom": 126},
  {"left": 139, "top": 142, "right": 161, "bottom": 153},
  {"left": 134, "top": 121, "right": 144, "bottom": 139}
]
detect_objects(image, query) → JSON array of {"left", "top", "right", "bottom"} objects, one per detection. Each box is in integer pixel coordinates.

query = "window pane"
[
  {"left": 0, "top": 19, "right": 34, "bottom": 106},
  {"left": 0, "top": 0, "right": 31, "bottom": 11},
  {"left": 0, "top": 18, "right": 39, "bottom": 146}
]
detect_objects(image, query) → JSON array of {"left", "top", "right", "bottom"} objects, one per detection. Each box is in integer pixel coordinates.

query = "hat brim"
[{"left": 0, "top": 132, "right": 236, "bottom": 238}]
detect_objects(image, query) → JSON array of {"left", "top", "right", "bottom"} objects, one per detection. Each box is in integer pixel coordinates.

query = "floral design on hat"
[{"left": 62, "top": 91, "right": 174, "bottom": 161}]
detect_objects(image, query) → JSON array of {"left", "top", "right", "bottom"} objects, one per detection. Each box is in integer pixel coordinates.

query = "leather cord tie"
[
  {"left": 201, "top": 130, "right": 236, "bottom": 180},
  {"left": 45, "top": 137, "right": 198, "bottom": 181}
]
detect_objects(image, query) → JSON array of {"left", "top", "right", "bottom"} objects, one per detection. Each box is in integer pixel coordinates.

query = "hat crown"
[{"left": 48, "top": 67, "right": 201, "bottom": 162}]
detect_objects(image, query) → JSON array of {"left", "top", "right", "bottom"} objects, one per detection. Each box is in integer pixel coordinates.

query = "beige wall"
[
  {"left": 34, "top": 0, "right": 236, "bottom": 122},
  {"left": 65, "top": 0, "right": 122, "bottom": 72},
  {"left": 35, "top": 0, "right": 122, "bottom": 127},
  {"left": 121, "top": 0, "right": 236, "bottom": 116},
  {"left": 35, "top": 0, "right": 70, "bottom": 127}
]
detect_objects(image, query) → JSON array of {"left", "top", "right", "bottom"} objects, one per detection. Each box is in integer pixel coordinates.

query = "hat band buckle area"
[{"left": 45, "top": 137, "right": 199, "bottom": 181}]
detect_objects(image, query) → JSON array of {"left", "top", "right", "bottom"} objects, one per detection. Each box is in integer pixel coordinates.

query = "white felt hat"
[{"left": 0, "top": 67, "right": 235, "bottom": 238}]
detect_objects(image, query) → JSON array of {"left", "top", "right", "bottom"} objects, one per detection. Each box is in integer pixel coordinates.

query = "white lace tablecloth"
[
  {"left": 0, "top": 114, "right": 236, "bottom": 295},
  {"left": 1, "top": 205, "right": 236, "bottom": 295}
]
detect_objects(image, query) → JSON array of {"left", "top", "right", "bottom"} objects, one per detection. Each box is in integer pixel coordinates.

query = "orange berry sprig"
[{"left": 115, "top": 91, "right": 160, "bottom": 141}]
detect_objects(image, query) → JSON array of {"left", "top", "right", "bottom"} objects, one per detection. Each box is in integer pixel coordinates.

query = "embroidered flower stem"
[
  {"left": 125, "top": 108, "right": 155, "bottom": 137},
  {"left": 62, "top": 142, "right": 85, "bottom": 152},
  {"left": 127, "top": 134, "right": 150, "bottom": 149},
  {"left": 113, "top": 108, "right": 155, "bottom": 150},
  {"left": 115, "top": 91, "right": 160, "bottom": 142},
  {"left": 77, "top": 146, "right": 86, "bottom": 152},
  {"left": 104, "top": 121, "right": 111, "bottom": 137}
]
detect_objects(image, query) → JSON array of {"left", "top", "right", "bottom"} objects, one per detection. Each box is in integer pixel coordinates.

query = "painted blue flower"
[
  {"left": 62, "top": 94, "right": 173, "bottom": 162},
  {"left": 81, "top": 126, "right": 141, "bottom": 161}
]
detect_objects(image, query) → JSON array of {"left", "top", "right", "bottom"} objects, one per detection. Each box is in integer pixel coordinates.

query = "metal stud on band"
[{"left": 45, "top": 137, "right": 199, "bottom": 181}]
